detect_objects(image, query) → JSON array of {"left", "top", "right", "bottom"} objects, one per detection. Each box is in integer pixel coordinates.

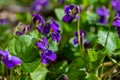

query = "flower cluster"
[
  {"left": 96, "top": 7, "right": 109, "bottom": 25},
  {"left": 33, "top": 13, "right": 61, "bottom": 64},
  {"left": 73, "top": 30, "right": 88, "bottom": 46},
  {"left": 0, "top": 50, "right": 22, "bottom": 69},
  {"left": 36, "top": 37, "right": 57, "bottom": 64},
  {"left": 31, "top": 0, "right": 49, "bottom": 13},
  {"left": 62, "top": 4, "right": 81, "bottom": 23},
  {"left": 33, "top": 14, "right": 61, "bottom": 43}
]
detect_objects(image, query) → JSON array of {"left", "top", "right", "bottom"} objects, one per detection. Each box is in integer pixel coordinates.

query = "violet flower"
[
  {"left": 31, "top": 0, "right": 49, "bottom": 12},
  {"left": 62, "top": 4, "right": 79, "bottom": 23},
  {"left": 33, "top": 14, "right": 50, "bottom": 34},
  {"left": 0, "top": 19, "right": 7, "bottom": 25},
  {"left": 111, "top": 0, "right": 120, "bottom": 12},
  {"left": 113, "top": 17, "right": 120, "bottom": 38},
  {"left": 36, "top": 36, "right": 49, "bottom": 51},
  {"left": 96, "top": 7, "right": 109, "bottom": 25},
  {"left": 0, "top": 50, "right": 22, "bottom": 69},
  {"left": 73, "top": 30, "right": 88, "bottom": 45},
  {"left": 51, "top": 32, "right": 61, "bottom": 43},
  {"left": 49, "top": 18, "right": 61, "bottom": 42},
  {"left": 41, "top": 50, "right": 56, "bottom": 64}
]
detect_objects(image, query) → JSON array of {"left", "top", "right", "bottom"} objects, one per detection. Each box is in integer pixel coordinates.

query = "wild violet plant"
[{"left": 1, "top": 0, "right": 120, "bottom": 80}]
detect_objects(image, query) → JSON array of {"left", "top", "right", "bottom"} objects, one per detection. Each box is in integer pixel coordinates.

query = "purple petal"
[
  {"left": 0, "top": 19, "right": 7, "bottom": 25},
  {"left": 41, "top": 50, "right": 57, "bottom": 64},
  {"left": 98, "top": 16, "right": 107, "bottom": 25},
  {"left": 116, "top": 27, "right": 120, "bottom": 38},
  {"left": 51, "top": 32, "right": 61, "bottom": 43},
  {"left": 0, "top": 50, "right": 9, "bottom": 59},
  {"left": 32, "top": 14, "right": 45, "bottom": 26},
  {"left": 62, "top": 15, "right": 74, "bottom": 23},
  {"left": 50, "top": 18, "right": 60, "bottom": 32},
  {"left": 36, "top": 36, "right": 48, "bottom": 51},
  {"left": 73, "top": 37, "right": 78, "bottom": 45},
  {"left": 113, "top": 17, "right": 120, "bottom": 27},
  {"left": 43, "top": 36, "right": 48, "bottom": 46},
  {"left": 16, "top": 31, "right": 23, "bottom": 36},
  {"left": 96, "top": 7, "right": 109, "bottom": 16},
  {"left": 111, "top": 0, "right": 120, "bottom": 11},
  {"left": 2, "top": 55, "right": 22, "bottom": 69},
  {"left": 37, "top": 25, "right": 50, "bottom": 34},
  {"left": 74, "top": 30, "right": 86, "bottom": 38}
]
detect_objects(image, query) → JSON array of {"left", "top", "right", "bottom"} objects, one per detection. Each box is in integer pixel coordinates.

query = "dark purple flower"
[
  {"left": 62, "top": 4, "right": 79, "bottom": 23},
  {"left": 98, "top": 16, "right": 108, "bottom": 25},
  {"left": 73, "top": 37, "right": 88, "bottom": 45},
  {"left": 2, "top": 55, "right": 22, "bottom": 69},
  {"left": 74, "top": 30, "right": 86, "bottom": 38},
  {"left": 49, "top": 18, "right": 60, "bottom": 32},
  {"left": 32, "top": 14, "right": 45, "bottom": 26},
  {"left": 115, "top": 12, "right": 120, "bottom": 17},
  {"left": 41, "top": 50, "right": 56, "bottom": 64},
  {"left": 51, "top": 32, "right": 61, "bottom": 43},
  {"left": 16, "top": 31, "right": 23, "bottom": 36},
  {"left": 73, "top": 30, "right": 88, "bottom": 45},
  {"left": 113, "top": 17, "right": 120, "bottom": 27},
  {"left": 96, "top": 7, "right": 109, "bottom": 16},
  {"left": 36, "top": 36, "right": 49, "bottom": 51},
  {"left": 113, "top": 17, "right": 120, "bottom": 38},
  {"left": 37, "top": 25, "right": 50, "bottom": 34},
  {"left": 49, "top": 18, "right": 61, "bottom": 42},
  {"left": 62, "top": 15, "right": 75, "bottom": 23},
  {"left": 111, "top": 0, "right": 120, "bottom": 11},
  {"left": 0, "top": 19, "right": 7, "bottom": 25},
  {"left": 31, "top": 0, "right": 49, "bottom": 12},
  {"left": 0, "top": 50, "right": 22, "bottom": 69}
]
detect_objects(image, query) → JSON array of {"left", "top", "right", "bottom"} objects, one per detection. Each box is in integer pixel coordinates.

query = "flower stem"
[
  {"left": 77, "top": 6, "right": 81, "bottom": 52},
  {"left": 1, "top": 63, "right": 4, "bottom": 79},
  {"left": 10, "top": 69, "right": 14, "bottom": 80}
]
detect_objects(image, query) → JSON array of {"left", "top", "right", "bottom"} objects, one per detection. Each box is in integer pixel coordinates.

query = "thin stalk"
[
  {"left": 10, "top": 69, "right": 14, "bottom": 80},
  {"left": 82, "top": 35, "right": 85, "bottom": 53},
  {"left": 1, "top": 63, "right": 4, "bottom": 80},
  {"left": 77, "top": 6, "right": 81, "bottom": 52},
  {"left": 99, "top": 54, "right": 106, "bottom": 79}
]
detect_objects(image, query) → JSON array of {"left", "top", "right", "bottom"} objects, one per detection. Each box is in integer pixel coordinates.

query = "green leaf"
[
  {"left": 55, "top": 8, "right": 64, "bottom": 21},
  {"left": 88, "top": 49, "right": 97, "bottom": 62},
  {"left": 30, "top": 64, "right": 48, "bottom": 80},
  {"left": 46, "top": 61, "right": 68, "bottom": 79},
  {"left": 8, "top": 35, "right": 40, "bottom": 72},
  {"left": 22, "top": 59, "right": 40, "bottom": 72},
  {"left": 66, "top": 57, "right": 88, "bottom": 80},
  {"left": 87, "top": 74, "right": 99, "bottom": 80},
  {"left": 98, "top": 30, "right": 120, "bottom": 53},
  {"left": 8, "top": 35, "right": 40, "bottom": 62}
]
